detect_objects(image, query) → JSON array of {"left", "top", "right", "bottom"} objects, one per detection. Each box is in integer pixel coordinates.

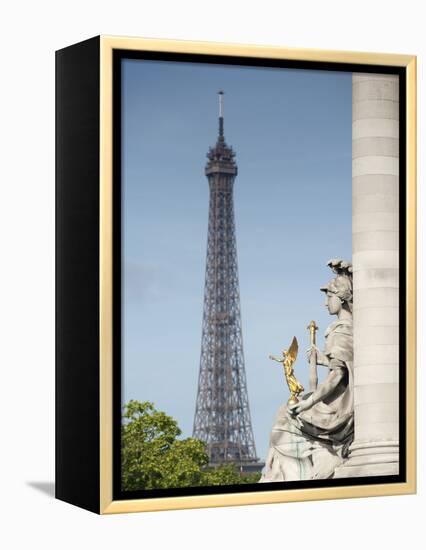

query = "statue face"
[{"left": 325, "top": 292, "right": 342, "bottom": 315}]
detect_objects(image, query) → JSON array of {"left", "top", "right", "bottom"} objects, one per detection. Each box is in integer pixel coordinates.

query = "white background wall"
[{"left": 0, "top": 1, "right": 423, "bottom": 548}]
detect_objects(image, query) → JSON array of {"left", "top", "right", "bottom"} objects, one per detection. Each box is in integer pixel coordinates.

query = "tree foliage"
[
  {"left": 202, "top": 464, "right": 261, "bottom": 486},
  {"left": 121, "top": 400, "right": 261, "bottom": 491},
  {"left": 122, "top": 400, "right": 207, "bottom": 490}
]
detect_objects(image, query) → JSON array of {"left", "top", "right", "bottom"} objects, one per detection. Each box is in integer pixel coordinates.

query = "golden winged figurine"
[{"left": 270, "top": 337, "right": 304, "bottom": 405}]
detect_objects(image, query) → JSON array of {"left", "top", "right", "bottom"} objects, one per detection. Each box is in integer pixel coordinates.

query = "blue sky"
[{"left": 121, "top": 58, "right": 352, "bottom": 460}]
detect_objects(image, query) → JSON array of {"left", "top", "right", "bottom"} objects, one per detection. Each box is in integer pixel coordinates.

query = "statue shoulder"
[
  {"left": 333, "top": 319, "right": 352, "bottom": 335},
  {"left": 324, "top": 319, "right": 353, "bottom": 363},
  {"left": 325, "top": 319, "right": 352, "bottom": 336}
]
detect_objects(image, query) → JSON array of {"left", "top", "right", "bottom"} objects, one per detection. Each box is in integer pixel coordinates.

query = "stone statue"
[{"left": 260, "top": 259, "right": 354, "bottom": 482}]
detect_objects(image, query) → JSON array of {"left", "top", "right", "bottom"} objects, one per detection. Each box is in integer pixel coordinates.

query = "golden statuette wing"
[{"left": 286, "top": 336, "right": 298, "bottom": 364}]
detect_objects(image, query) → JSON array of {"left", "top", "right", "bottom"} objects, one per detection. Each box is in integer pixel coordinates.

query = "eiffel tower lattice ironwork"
[{"left": 193, "top": 92, "right": 261, "bottom": 470}]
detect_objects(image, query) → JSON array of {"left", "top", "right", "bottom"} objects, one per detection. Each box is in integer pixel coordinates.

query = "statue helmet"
[{"left": 320, "top": 258, "right": 353, "bottom": 309}]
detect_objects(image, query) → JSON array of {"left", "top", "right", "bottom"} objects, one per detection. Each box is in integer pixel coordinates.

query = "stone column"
[{"left": 336, "top": 73, "right": 399, "bottom": 477}]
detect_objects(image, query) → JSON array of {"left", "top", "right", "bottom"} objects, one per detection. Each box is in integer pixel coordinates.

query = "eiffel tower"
[{"left": 193, "top": 92, "right": 262, "bottom": 472}]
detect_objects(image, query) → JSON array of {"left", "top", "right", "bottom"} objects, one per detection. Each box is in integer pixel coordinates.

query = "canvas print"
[{"left": 119, "top": 57, "right": 401, "bottom": 493}]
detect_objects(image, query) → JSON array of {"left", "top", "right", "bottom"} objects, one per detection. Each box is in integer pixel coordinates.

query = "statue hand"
[
  {"left": 306, "top": 344, "right": 320, "bottom": 363},
  {"left": 288, "top": 396, "right": 314, "bottom": 415},
  {"left": 307, "top": 345, "right": 328, "bottom": 366}
]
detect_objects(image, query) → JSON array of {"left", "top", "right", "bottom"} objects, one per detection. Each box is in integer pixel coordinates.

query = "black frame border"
[
  {"left": 112, "top": 49, "right": 407, "bottom": 501},
  {"left": 56, "top": 36, "right": 101, "bottom": 513}
]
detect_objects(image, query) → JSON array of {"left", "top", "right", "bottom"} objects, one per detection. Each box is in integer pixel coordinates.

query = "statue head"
[{"left": 320, "top": 259, "right": 353, "bottom": 314}]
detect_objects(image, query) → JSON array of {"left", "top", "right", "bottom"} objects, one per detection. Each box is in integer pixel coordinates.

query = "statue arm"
[
  {"left": 289, "top": 359, "right": 345, "bottom": 415},
  {"left": 307, "top": 345, "right": 329, "bottom": 366},
  {"left": 310, "top": 360, "right": 345, "bottom": 406},
  {"left": 316, "top": 349, "right": 330, "bottom": 366}
]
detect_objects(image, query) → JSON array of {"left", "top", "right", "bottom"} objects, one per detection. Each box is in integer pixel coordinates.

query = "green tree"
[
  {"left": 203, "top": 464, "right": 261, "bottom": 485},
  {"left": 122, "top": 400, "right": 208, "bottom": 490},
  {"left": 121, "top": 400, "right": 261, "bottom": 491}
]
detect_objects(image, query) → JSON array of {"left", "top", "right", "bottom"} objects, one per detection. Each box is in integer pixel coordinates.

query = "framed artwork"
[{"left": 55, "top": 36, "right": 416, "bottom": 514}]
